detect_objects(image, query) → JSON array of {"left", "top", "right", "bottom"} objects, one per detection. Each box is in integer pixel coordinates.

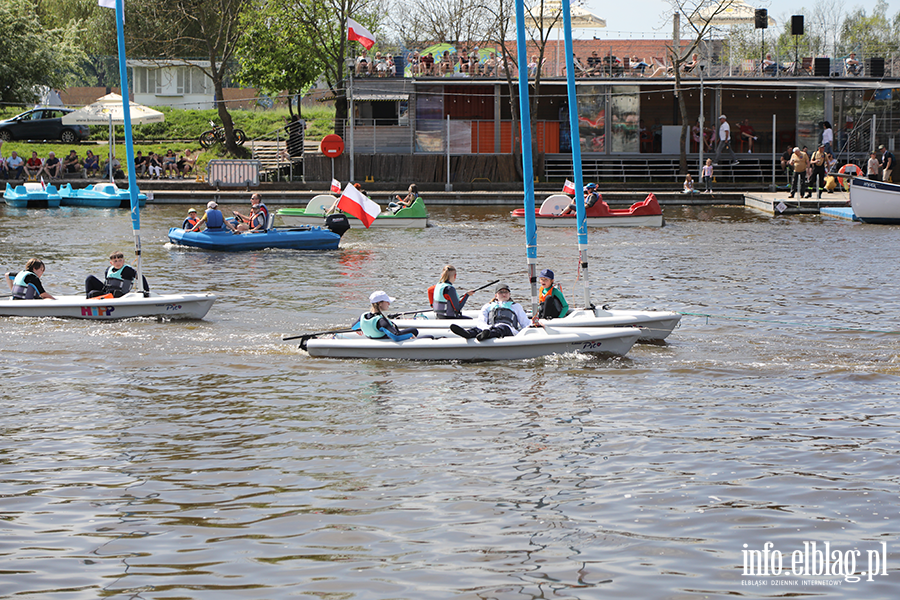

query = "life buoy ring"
[{"left": 837, "top": 164, "right": 861, "bottom": 191}]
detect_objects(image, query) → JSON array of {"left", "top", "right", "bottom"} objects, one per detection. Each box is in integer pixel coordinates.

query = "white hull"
[
  {"left": 0, "top": 291, "right": 216, "bottom": 320},
  {"left": 394, "top": 307, "right": 681, "bottom": 342},
  {"left": 278, "top": 213, "right": 428, "bottom": 229},
  {"left": 514, "top": 214, "right": 664, "bottom": 228},
  {"left": 849, "top": 178, "right": 900, "bottom": 224},
  {"left": 304, "top": 326, "right": 641, "bottom": 361}
]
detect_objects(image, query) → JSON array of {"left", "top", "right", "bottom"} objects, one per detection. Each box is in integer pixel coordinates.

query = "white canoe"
[
  {"left": 393, "top": 307, "right": 681, "bottom": 342},
  {"left": 303, "top": 325, "right": 641, "bottom": 361},
  {"left": 849, "top": 177, "right": 900, "bottom": 224},
  {"left": 0, "top": 291, "right": 216, "bottom": 320}
]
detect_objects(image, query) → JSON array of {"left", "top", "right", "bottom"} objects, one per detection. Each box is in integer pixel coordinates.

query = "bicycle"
[{"left": 199, "top": 120, "right": 246, "bottom": 148}]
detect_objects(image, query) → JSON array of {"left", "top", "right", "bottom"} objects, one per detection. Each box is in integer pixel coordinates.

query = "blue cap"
[
  {"left": 585, "top": 182, "right": 597, "bottom": 189},
  {"left": 540, "top": 269, "right": 554, "bottom": 279}
]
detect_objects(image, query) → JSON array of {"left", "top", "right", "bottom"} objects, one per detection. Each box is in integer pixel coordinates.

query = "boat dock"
[{"left": 743, "top": 191, "right": 851, "bottom": 215}]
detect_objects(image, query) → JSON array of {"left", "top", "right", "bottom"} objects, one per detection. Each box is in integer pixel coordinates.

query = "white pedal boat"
[
  {"left": 0, "top": 291, "right": 216, "bottom": 320},
  {"left": 393, "top": 307, "right": 681, "bottom": 342},
  {"left": 302, "top": 325, "right": 641, "bottom": 361}
]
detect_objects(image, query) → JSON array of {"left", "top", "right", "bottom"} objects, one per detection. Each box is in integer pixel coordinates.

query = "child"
[
  {"left": 867, "top": 151, "right": 880, "bottom": 180},
  {"left": 682, "top": 173, "right": 695, "bottom": 194},
  {"left": 702, "top": 159, "right": 714, "bottom": 193}
]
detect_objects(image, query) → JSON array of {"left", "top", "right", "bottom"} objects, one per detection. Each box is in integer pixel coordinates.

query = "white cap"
[
  {"left": 207, "top": 201, "right": 217, "bottom": 209},
  {"left": 369, "top": 291, "right": 395, "bottom": 304},
  {"left": 719, "top": 114, "right": 727, "bottom": 119}
]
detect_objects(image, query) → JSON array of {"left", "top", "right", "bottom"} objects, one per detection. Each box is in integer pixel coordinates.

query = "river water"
[{"left": 1, "top": 201, "right": 899, "bottom": 599}]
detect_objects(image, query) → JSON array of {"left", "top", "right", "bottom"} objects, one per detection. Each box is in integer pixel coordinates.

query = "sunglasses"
[{"left": 110, "top": 254, "right": 124, "bottom": 260}]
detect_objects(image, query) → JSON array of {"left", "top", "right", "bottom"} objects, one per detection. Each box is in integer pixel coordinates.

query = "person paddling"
[
  {"left": 360, "top": 291, "right": 419, "bottom": 341},
  {"left": 431, "top": 265, "right": 475, "bottom": 319}
]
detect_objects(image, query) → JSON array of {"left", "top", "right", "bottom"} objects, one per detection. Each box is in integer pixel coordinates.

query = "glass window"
[
  {"left": 576, "top": 85, "right": 605, "bottom": 153},
  {"left": 797, "top": 90, "right": 824, "bottom": 151},
  {"left": 610, "top": 86, "right": 639, "bottom": 153}
]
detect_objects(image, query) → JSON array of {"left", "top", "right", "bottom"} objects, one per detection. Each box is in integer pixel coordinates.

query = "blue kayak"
[
  {"left": 3, "top": 182, "right": 61, "bottom": 208},
  {"left": 58, "top": 182, "right": 147, "bottom": 209},
  {"left": 167, "top": 223, "right": 345, "bottom": 252}
]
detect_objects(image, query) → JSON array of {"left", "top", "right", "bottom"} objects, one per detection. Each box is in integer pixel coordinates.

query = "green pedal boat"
[{"left": 277, "top": 194, "right": 429, "bottom": 229}]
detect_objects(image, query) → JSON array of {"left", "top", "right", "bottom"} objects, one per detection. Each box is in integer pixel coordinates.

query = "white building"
[{"left": 128, "top": 60, "right": 215, "bottom": 109}]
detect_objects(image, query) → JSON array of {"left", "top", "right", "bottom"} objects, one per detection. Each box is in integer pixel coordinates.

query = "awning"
[{"left": 354, "top": 93, "right": 409, "bottom": 101}]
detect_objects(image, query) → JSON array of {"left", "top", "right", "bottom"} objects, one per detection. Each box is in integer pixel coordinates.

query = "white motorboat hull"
[
  {"left": 278, "top": 212, "right": 428, "bottom": 229},
  {"left": 304, "top": 326, "right": 641, "bottom": 361},
  {"left": 394, "top": 307, "right": 681, "bottom": 342},
  {"left": 849, "top": 177, "right": 900, "bottom": 224},
  {"left": 0, "top": 291, "right": 216, "bottom": 320},
  {"left": 513, "top": 214, "right": 664, "bottom": 228}
]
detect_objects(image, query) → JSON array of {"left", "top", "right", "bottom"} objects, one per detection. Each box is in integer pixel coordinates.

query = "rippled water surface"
[{"left": 2, "top": 201, "right": 899, "bottom": 599}]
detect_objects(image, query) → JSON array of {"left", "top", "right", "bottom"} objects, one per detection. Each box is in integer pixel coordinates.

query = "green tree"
[
  {"left": 0, "top": 0, "right": 86, "bottom": 105},
  {"left": 124, "top": 0, "right": 250, "bottom": 154},
  {"left": 839, "top": 0, "right": 899, "bottom": 57},
  {"left": 235, "top": 0, "right": 323, "bottom": 119}
]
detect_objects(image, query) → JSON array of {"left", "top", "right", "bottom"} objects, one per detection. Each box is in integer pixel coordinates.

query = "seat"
[
  {"left": 800, "top": 57, "right": 813, "bottom": 75},
  {"left": 740, "top": 59, "right": 756, "bottom": 76}
]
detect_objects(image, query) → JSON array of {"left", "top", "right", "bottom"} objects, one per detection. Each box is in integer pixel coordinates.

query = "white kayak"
[
  {"left": 392, "top": 307, "right": 681, "bottom": 342},
  {"left": 302, "top": 325, "right": 641, "bottom": 361},
  {"left": 0, "top": 291, "right": 216, "bottom": 320}
]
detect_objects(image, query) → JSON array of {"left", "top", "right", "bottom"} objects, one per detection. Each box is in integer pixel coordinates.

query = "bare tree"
[{"left": 668, "top": 0, "right": 739, "bottom": 174}]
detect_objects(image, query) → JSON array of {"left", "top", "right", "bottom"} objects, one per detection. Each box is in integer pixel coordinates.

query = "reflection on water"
[{"left": 1, "top": 202, "right": 899, "bottom": 598}]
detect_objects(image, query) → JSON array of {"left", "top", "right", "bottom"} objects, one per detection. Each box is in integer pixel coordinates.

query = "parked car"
[{"left": 0, "top": 107, "right": 90, "bottom": 143}]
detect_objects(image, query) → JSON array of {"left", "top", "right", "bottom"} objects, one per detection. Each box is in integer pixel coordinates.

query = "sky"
[{"left": 578, "top": 0, "right": 887, "bottom": 39}]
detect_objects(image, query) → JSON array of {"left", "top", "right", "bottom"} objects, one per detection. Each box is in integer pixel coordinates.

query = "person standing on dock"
[
  {"left": 880, "top": 145, "right": 894, "bottom": 183},
  {"left": 808, "top": 144, "right": 827, "bottom": 199},
  {"left": 713, "top": 115, "right": 739, "bottom": 167},
  {"left": 788, "top": 147, "right": 808, "bottom": 199}
]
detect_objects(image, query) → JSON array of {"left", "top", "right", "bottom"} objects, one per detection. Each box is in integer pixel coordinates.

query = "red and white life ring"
[{"left": 837, "top": 164, "right": 861, "bottom": 190}]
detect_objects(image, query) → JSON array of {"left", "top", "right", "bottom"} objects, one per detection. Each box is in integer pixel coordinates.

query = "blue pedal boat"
[
  {"left": 167, "top": 214, "right": 350, "bottom": 251},
  {"left": 3, "top": 182, "right": 61, "bottom": 208},
  {"left": 58, "top": 182, "right": 147, "bottom": 209}
]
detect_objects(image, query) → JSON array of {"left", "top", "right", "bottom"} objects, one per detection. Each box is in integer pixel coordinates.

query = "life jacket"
[
  {"left": 488, "top": 301, "right": 519, "bottom": 328},
  {"left": 12, "top": 271, "right": 39, "bottom": 300},
  {"left": 360, "top": 312, "right": 388, "bottom": 339},
  {"left": 182, "top": 216, "right": 199, "bottom": 230},
  {"left": 103, "top": 266, "right": 133, "bottom": 296},
  {"left": 205, "top": 209, "right": 225, "bottom": 230},
  {"left": 257, "top": 203, "right": 269, "bottom": 226},
  {"left": 432, "top": 281, "right": 455, "bottom": 317},
  {"left": 538, "top": 286, "right": 564, "bottom": 319}
]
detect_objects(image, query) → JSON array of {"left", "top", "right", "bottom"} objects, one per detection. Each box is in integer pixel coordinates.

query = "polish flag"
[
  {"left": 97, "top": 0, "right": 116, "bottom": 7},
  {"left": 347, "top": 18, "right": 376, "bottom": 50},
  {"left": 338, "top": 183, "right": 380, "bottom": 228},
  {"left": 562, "top": 179, "right": 576, "bottom": 195},
  {"left": 330, "top": 179, "right": 341, "bottom": 193}
]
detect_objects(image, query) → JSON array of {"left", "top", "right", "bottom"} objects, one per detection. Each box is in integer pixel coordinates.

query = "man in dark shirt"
[{"left": 880, "top": 145, "right": 894, "bottom": 183}]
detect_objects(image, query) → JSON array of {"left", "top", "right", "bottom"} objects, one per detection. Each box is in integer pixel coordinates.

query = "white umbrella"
[
  {"left": 62, "top": 94, "right": 164, "bottom": 182},
  {"left": 527, "top": 1, "right": 606, "bottom": 76},
  {"left": 694, "top": 0, "right": 775, "bottom": 26}
]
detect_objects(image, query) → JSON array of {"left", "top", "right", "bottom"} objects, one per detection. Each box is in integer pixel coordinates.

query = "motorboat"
[
  {"left": 167, "top": 214, "right": 349, "bottom": 251},
  {"left": 302, "top": 325, "right": 641, "bottom": 361},
  {"left": 392, "top": 306, "right": 681, "bottom": 343},
  {"left": 3, "top": 182, "right": 61, "bottom": 208},
  {"left": 0, "top": 291, "right": 216, "bottom": 320},
  {"left": 849, "top": 177, "right": 900, "bottom": 224},
  {"left": 58, "top": 182, "right": 147, "bottom": 209},
  {"left": 277, "top": 194, "right": 429, "bottom": 229},
  {"left": 510, "top": 193, "right": 664, "bottom": 227}
]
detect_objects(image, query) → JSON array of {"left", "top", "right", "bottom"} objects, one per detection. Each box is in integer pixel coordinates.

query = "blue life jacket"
[
  {"left": 360, "top": 312, "right": 387, "bottom": 338},
  {"left": 12, "top": 271, "right": 39, "bottom": 300},
  {"left": 206, "top": 209, "right": 225, "bottom": 230},
  {"left": 432, "top": 281, "right": 454, "bottom": 317},
  {"left": 488, "top": 301, "right": 519, "bottom": 328}
]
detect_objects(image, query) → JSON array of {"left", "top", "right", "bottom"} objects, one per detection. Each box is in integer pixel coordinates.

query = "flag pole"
[{"left": 113, "top": 0, "right": 145, "bottom": 294}]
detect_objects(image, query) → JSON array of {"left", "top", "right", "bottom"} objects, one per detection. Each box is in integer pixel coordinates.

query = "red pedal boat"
[{"left": 510, "top": 193, "right": 664, "bottom": 227}]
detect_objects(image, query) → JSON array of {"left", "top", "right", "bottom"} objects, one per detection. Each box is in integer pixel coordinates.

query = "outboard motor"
[{"left": 324, "top": 213, "right": 351, "bottom": 237}]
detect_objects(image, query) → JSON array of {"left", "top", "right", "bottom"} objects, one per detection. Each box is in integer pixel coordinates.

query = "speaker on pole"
[
  {"left": 791, "top": 15, "right": 804, "bottom": 36},
  {"left": 755, "top": 9, "right": 768, "bottom": 29}
]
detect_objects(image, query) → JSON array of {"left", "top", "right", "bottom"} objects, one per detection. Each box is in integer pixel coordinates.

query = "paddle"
[
  {"left": 387, "top": 279, "right": 500, "bottom": 318},
  {"left": 283, "top": 324, "right": 358, "bottom": 341}
]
